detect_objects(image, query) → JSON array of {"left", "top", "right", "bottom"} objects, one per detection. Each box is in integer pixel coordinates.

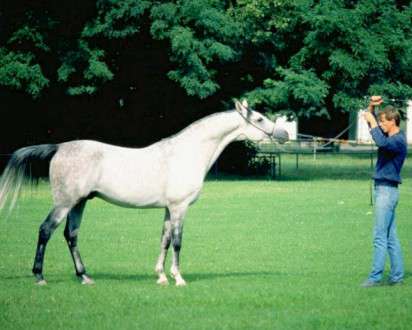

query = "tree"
[
  {"left": 1, "top": 0, "right": 412, "bottom": 151},
  {"left": 150, "top": 0, "right": 241, "bottom": 98},
  {"left": 237, "top": 0, "right": 412, "bottom": 118}
]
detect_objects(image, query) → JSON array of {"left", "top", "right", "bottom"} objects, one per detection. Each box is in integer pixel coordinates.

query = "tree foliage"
[
  {"left": 237, "top": 0, "right": 412, "bottom": 115},
  {"left": 0, "top": 49, "right": 49, "bottom": 97},
  {"left": 150, "top": 0, "right": 241, "bottom": 98},
  {"left": 1, "top": 0, "right": 411, "bottom": 114},
  {"left": 82, "top": 0, "right": 151, "bottom": 38}
]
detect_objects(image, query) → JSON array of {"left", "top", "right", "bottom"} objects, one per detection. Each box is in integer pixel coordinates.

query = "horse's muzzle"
[{"left": 272, "top": 128, "right": 289, "bottom": 144}]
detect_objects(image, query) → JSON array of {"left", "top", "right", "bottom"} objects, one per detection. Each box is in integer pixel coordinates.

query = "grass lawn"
[{"left": 1, "top": 154, "right": 412, "bottom": 329}]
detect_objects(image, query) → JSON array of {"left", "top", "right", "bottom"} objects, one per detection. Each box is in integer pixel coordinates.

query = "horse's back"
[
  {"left": 97, "top": 142, "right": 169, "bottom": 207},
  {"left": 48, "top": 139, "right": 204, "bottom": 209},
  {"left": 51, "top": 140, "right": 171, "bottom": 207}
]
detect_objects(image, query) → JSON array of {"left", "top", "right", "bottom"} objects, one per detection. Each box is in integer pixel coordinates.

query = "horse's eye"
[{"left": 256, "top": 117, "right": 264, "bottom": 123}]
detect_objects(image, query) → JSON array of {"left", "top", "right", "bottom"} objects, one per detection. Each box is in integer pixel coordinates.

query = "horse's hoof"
[
  {"left": 157, "top": 278, "right": 169, "bottom": 286},
  {"left": 175, "top": 279, "right": 187, "bottom": 287},
  {"left": 36, "top": 279, "right": 47, "bottom": 286},
  {"left": 34, "top": 273, "right": 47, "bottom": 286},
  {"left": 171, "top": 271, "right": 187, "bottom": 286},
  {"left": 80, "top": 275, "right": 95, "bottom": 285},
  {"left": 157, "top": 274, "right": 169, "bottom": 286}
]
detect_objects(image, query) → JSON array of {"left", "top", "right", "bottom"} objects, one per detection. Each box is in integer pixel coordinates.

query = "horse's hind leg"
[
  {"left": 64, "top": 199, "right": 94, "bottom": 285},
  {"left": 32, "top": 206, "right": 70, "bottom": 285},
  {"left": 155, "top": 208, "right": 171, "bottom": 285},
  {"left": 169, "top": 206, "right": 188, "bottom": 286}
]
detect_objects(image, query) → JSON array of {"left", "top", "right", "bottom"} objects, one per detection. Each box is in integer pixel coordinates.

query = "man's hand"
[
  {"left": 368, "top": 95, "right": 383, "bottom": 112},
  {"left": 363, "top": 111, "right": 378, "bottom": 128}
]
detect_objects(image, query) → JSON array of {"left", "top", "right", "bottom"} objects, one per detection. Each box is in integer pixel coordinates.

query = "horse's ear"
[
  {"left": 242, "top": 99, "right": 249, "bottom": 109},
  {"left": 235, "top": 99, "right": 243, "bottom": 113},
  {"left": 235, "top": 99, "right": 250, "bottom": 118}
]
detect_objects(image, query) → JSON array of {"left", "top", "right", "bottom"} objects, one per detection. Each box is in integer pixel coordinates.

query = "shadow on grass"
[
  {"left": 1, "top": 274, "right": 149, "bottom": 286},
  {"left": 75, "top": 271, "right": 287, "bottom": 283},
  {"left": 0, "top": 271, "right": 289, "bottom": 285},
  {"left": 184, "top": 271, "right": 286, "bottom": 282},
  {"left": 404, "top": 271, "right": 412, "bottom": 279},
  {"left": 1, "top": 274, "right": 34, "bottom": 281},
  {"left": 91, "top": 272, "right": 154, "bottom": 282},
  {"left": 0, "top": 274, "right": 81, "bottom": 285}
]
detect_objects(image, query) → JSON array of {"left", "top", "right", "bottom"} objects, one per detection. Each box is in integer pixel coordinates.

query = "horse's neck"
[
  {"left": 205, "top": 128, "right": 241, "bottom": 172},
  {"left": 175, "top": 111, "right": 242, "bottom": 171}
]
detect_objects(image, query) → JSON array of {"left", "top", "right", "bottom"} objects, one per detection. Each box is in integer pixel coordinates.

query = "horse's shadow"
[
  {"left": 185, "top": 271, "right": 284, "bottom": 282},
  {"left": 1, "top": 274, "right": 35, "bottom": 281},
  {"left": 92, "top": 270, "right": 284, "bottom": 283},
  {"left": 92, "top": 272, "right": 154, "bottom": 282},
  {"left": 0, "top": 270, "right": 283, "bottom": 283}
]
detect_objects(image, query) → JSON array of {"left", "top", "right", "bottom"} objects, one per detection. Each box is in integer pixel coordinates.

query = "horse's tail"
[{"left": 0, "top": 144, "right": 59, "bottom": 213}]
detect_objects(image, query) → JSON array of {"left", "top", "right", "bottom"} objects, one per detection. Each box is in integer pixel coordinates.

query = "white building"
[
  {"left": 276, "top": 116, "right": 297, "bottom": 140},
  {"left": 356, "top": 110, "right": 373, "bottom": 143}
]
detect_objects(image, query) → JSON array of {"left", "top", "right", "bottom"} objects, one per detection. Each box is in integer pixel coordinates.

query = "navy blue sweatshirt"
[{"left": 370, "top": 126, "right": 407, "bottom": 185}]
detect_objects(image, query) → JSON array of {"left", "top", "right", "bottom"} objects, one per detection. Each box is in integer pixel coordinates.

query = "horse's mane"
[{"left": 153, "top": 110, "right": 237, "bottom": 146}]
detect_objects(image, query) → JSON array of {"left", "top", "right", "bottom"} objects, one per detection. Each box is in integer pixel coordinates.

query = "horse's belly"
[
  {"left": 95, "top": 190, "right": 165, "bottom": 208},
  {"left": 96, "top": 172, "right": 166, "bottom": 208}
]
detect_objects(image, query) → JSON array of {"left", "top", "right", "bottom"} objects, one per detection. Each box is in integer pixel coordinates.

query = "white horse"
[{"left": 0, "top": 100, "right": 288, "bottom": 286}]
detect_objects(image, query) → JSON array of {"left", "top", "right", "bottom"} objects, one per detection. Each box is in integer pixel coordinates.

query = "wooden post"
[
  {"left": 270, "top": 155, "right": 275, "bottom": 179},
  {"left": 278, "top": 153, "right": 282, "bottom": 178},
  {"left": 296, "top": 153, "right": 299, "bottom": 170},
  {"left": 313, "top": 138, "right": 317, "bottom": 161}
]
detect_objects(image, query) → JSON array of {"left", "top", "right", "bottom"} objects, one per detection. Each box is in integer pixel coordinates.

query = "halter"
[{"left": 234, "top": 103, "right": 276, "bottom": 139}]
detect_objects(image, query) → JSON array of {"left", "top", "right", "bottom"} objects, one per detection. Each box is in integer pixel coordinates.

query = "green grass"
[{"left": 1, "top": 155, "right": 412, "bottom": 329}]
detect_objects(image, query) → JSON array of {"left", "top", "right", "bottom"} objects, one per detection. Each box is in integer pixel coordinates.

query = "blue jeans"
[{"left": 368, "top": 184, "right": 404, "bottom": 283}]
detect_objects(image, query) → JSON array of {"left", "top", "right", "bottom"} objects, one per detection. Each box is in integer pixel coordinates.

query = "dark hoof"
[
  {"left": 34, "top": 273, "right": 47, "bottom": 286},
  {"left": 79, "top": 274, "right": 95, "bottom": 285}
]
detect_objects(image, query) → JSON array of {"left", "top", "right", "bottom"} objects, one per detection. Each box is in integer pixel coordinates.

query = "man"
[{"left": 362, "top": 95, "right": 407, "bottom": 287}]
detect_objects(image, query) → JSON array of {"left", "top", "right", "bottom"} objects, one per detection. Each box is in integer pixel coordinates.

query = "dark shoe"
[
  {"left": 388, "top": 280, "right": 404, "bottom": 286},
  {"left": 361, "top": 279, "right": 381, "bottom": 288}
]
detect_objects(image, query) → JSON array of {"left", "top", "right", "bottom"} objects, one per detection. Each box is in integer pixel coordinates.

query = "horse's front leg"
[
  {"left": 168, "top": 205, "right": 188, "bottom": 286},
  {"left": 155, "top": 209, "right": 171, "bottom": 285},
  {"left": 170, "top": 218, "right": 186, "bottom": 286}
]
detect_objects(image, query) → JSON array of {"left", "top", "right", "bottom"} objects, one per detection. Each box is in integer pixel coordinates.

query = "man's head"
[{"left": 378, "top": 105, "right": 401, "bottom": 134}]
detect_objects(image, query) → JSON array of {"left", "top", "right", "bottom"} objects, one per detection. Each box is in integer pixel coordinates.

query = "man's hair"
[{"left": 378, "top": 105, "right": 401, "bottom": 126}]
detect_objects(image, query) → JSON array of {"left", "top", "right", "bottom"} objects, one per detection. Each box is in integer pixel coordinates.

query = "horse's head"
[{"left": 235, "top": 99, "right": 289, "bottom": 143}]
